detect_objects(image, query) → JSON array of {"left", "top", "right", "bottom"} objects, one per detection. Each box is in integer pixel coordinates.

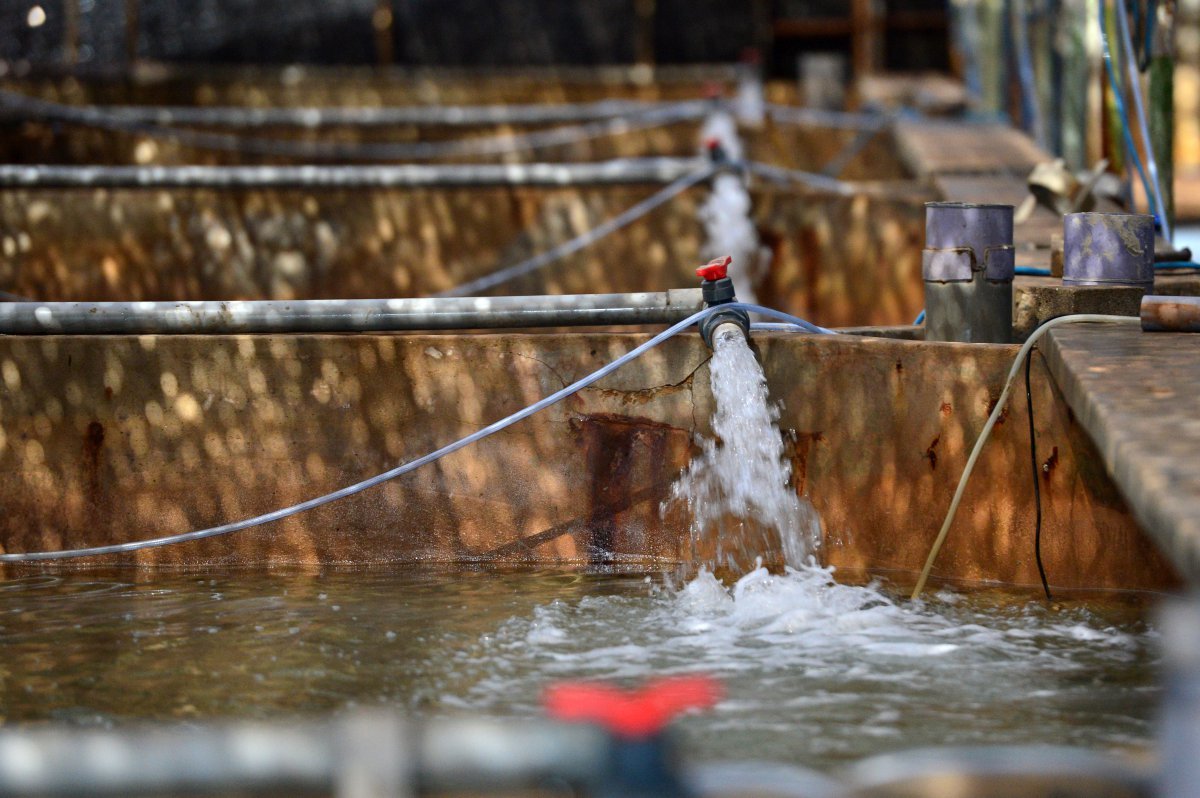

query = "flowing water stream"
[
  {"left": 0, "top": 327, "right": 1163, "bottom": 770},
  {"left": 665, "top": 324, "right": 819, "bottom": 575}
]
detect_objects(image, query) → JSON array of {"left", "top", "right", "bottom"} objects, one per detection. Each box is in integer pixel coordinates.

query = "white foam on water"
[{"left": 456, "top": 563, "right": 1155, "bottom": 763}]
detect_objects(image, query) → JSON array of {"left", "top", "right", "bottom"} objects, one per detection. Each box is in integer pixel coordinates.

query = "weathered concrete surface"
[
  {"left": 0, "top": 332, "right": 706, "bottom": 570},
  {"left": 0, "top": 181, "right": 929, "bottom": 328},
  {"left": 0, "top": 331, "right": 1176, "bottom": 591},
  {"left": 1012, "top": 272, "right": 1200, "bottom": 340},
  {"left": 0, "top": 185, "right": 705, "bottom": 300},
  {"left": 894, "top": 120, "right": 1048, "bottom": 179},
  {"left": 1014, "top": 282, "right": 1146, "bottom": 341},
  {"left": 1042, "top": 324, "right": 1200, "bottom": 585},
  {"left": 755, "top": 334, "right": 1177, "bottom": 592},
  {"left": 858, "top": 74, "right": 971, "bottom": 116},
  {"left": 0, "top": 118, "right": 711, "bottom": 167},
  {"left": 747, "top": 124, "right": 910, "bottom": 182},
  {"left": 755, "top": 185, "right": 931, "bottom": 327}
]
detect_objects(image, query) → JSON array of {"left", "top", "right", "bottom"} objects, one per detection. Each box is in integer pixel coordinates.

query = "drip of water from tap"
[{"left": 664, "top": 325, "right": 820, "bottom": 578}]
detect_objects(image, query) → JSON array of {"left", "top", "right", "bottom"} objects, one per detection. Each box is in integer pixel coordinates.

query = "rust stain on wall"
[
  {"left": 924, "top": 435, "right": 940, "bottom": 471},
  {"left": 572, "top": 412, "right": 688, "bottom": 565},
  {"left": 82, "top": 420, "right": 105, "bottom": 506}
]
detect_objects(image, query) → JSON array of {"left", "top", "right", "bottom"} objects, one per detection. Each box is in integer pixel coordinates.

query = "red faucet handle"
[
  {"left": 544, "top": 675, "right": 722, "bottom": 738},
  {"left": 697, "top": 256, "right": 732, "bottom": 282}
]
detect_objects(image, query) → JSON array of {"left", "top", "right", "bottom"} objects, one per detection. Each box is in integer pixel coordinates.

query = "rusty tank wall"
[
  {"left": 0, "top": 70, "right": 924, "bottom": 324},
  {"left": 0, "top": 71, "right": 889, "bottom": 175},
  {"left": 0, "top": 118, "right": 902, "bottom": 172},
  {"left": 0, "top": 179, "right": 928, "bottom": 327},
  {"left": 0, "top": 184, "right": 707, "bottom": 300},
  {"left": 0, "top": 330, "right": 1177, "bottom": 592}
]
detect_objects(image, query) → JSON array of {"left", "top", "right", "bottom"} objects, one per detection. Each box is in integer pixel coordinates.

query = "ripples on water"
[{"left": 0, "top": 566, "right": 1159, "bottom": 768}]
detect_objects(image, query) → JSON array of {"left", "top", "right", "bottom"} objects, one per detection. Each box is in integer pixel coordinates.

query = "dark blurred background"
[{"left": 0, "top": 0, "right": 950, "bottom": 76}]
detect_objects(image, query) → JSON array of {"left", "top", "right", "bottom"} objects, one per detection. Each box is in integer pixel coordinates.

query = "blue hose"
[
  {"left": 1114, "top": 0, "right": 1172, "bottom": 244},
  {"left": 1012, "top": 0, "right": 1047, "bottom": 149},
  {"left": 737, "top": 303, "right": 837, "bottom": 335},
  {"left": 1099, "top": 3, "right": 1160, "bottom": 230},
  {"left": 0, "top": 303, "right": 831, "bottom": 562},
  {"left": 1143, "top": 0, "right": 1159, "bottom": 71},
  {"left": 1016, "top": 266, "right": 1052, "bottom": 276},
  {"left": 1005, "top": 263, "right": 1196, "bottom": 279}
]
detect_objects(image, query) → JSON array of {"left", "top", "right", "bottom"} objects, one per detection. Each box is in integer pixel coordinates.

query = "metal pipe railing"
[
  {"left": 0, "top": 290, "right": 705, "bottom": 335},
  {"left": 0, "top": 96, "right": 709, "bottom": 128},
  {"left": 0, "top": 159, "right": 706, "bottom": 189}
]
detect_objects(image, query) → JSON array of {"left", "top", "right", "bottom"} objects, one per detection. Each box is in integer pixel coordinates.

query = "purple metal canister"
[{"left": 1063, "top": 212, "right": 1155, "bottom": 290}]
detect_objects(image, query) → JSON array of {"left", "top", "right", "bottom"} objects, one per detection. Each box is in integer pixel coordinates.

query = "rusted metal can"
[
  {"left": 922, "top": 202, "right": 1015, "bottom": 343},
  {"left": 1063, "top": 212, "right": 1155, "bottom": 290}
]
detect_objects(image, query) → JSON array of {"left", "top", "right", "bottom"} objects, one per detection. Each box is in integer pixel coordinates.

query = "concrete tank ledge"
[
  {"left": 1042, "top": 325, "right": 1200, "bottom": 585},
  {"left": 0, "top": 331, "right": 1178, "bottom": 592}
]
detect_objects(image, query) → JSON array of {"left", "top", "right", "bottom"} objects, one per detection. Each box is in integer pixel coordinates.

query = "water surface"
[{"left": 0, "top": 565, "right": 1159, "bottom": 769}]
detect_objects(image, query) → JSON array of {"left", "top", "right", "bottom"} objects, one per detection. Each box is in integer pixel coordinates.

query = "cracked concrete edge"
[{"left": 505, "top": 337, "right": 712, "bottom": 446}]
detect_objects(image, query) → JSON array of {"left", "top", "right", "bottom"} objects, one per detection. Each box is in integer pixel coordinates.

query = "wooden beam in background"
[
  {"left": 373, "top": 0, "right": 394, "bottom": 67},
  {"left": 62, "top": 0, "right": 79, "bottom": 67},
  {"left": 124, "top": 0, "right": 139, "bottom": 64}
]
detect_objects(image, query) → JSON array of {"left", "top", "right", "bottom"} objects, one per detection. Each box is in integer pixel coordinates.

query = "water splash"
[
  {"left": 463, "top": 565, "right": 1154, "bottom": 766},
  {"left": 665, "top": 326, "right": 820, "bottom": 576}
]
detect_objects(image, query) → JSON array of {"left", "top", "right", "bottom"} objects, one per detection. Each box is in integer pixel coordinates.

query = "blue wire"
[
  {"left": 914, "top": 309, "right": 926, "bottom": 326},
  {"left": 1015, "top": 263, "right": 1198, "bottom": 275},
  {"left": 1012, "top": 0, "right": 1047, "bottom": 148},
  {"left": 1143, "top": 0, "right": 1158, "bottom": 70},
  {"left": 1099, "top": 2, "right": 1160, "bottom": 227}
]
